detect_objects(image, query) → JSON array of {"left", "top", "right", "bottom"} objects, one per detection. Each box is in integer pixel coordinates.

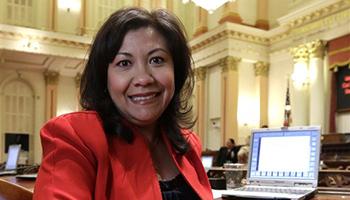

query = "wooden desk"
[
  {"left": 0, "top": 176, "right": 35, "bottom": 192},
  {"left": 214, "top": 193, "right": 349, "bottom": 200}
]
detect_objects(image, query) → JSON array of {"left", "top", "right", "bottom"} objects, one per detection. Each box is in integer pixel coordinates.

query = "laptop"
[
  {"left": 0, "top": 144, "right": 21, "bottom": 176},
  {"left": 222, "top": 126, "right": 321, "bottom": 200},
  {"left": 201, "top": 155, "right": 214, "bottom": 172}
]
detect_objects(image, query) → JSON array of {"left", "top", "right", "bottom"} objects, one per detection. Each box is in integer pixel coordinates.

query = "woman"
[{"left": 33, "top": 7, "right": 213, "bottom": 200}]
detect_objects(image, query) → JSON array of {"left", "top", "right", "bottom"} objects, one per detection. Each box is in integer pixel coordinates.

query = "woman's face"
[{"left": 107, "top": 26, "right": 175, "bottom": 128}]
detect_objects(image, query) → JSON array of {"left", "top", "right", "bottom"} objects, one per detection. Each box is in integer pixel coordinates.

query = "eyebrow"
[
  {"left": 148, "top": 48, "right": 170, "bottom": 56},
  {"left": 116, "top": 48, "right": 170, "bottom": 57}
]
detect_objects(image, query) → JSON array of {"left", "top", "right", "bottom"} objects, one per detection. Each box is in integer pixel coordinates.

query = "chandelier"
[{"left": 182, "top": 0, "right": 234, "bottom": 14}]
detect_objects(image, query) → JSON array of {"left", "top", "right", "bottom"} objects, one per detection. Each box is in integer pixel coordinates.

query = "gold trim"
[
  {"left": 0, "top": 30, "right": 90, "bottom": 49},
  {"left": 289, "top": 40, "right": 326, "bottom": 61},
  {"left": 329, "top": 59, "right": 350, "bottom": 70},
  {"left": 290, "top": 45, "right": 309, "bottom": 63},
  {"left": 328, "top": 46, "right": 350, "bottom": 56},
  {"left": 194, "top": 67, "right": 207, "bottom": 81},
  {"left": 287, "top": 0, "right": 350, "bottom": 28},
  {"left": 44, "top": 71, "right": 59, "bottom": 85},
  {"left": 270, "top": 3, "right": 350, "bottom": 44},
  {"left": 254, "top": 61, "right": 269, "bottom": 76},
  {"left": 191, "top": 30, "right": 269, "bottom": 53},
  {"left": 220, "top": 56, "right": 241, "bottom": 72},
  {"left": 307, "top": 40, "right": 325, "bottom": 58},
  {"left": 75, "top": 73, "right": 82, "bottom": 88}
]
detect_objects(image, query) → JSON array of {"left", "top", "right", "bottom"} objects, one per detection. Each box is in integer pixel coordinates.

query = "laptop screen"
[
  {"left": 5, "top": 144, "right": 21, "bottom": 170},
  {"left": 201, "top": 155, "right": 214, "bottom": 171},
  {"left": 247, "top": 126, "right": 320, "bottom": 185}
]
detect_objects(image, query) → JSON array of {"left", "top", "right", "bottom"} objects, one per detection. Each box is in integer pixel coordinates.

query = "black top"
[
  {"left": 159, "top": 174, "right": 200, "bottom": 200},
  {"left": 214, "top": 146, "right": 241, "bottom": 166}
]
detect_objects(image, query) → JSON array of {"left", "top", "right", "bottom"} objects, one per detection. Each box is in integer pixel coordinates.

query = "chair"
[{"left": 0, "top": 178, "right": 32, "bottom": 200}]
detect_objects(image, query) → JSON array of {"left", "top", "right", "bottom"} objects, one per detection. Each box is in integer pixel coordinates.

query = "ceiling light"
[{"left": 182, "top": 0, "right": 234, "bottom": 14}]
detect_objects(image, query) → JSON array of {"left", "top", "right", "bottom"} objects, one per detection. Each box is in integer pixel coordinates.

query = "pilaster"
[
  {"left": 193, "top": 7, "right": 208, "bottom": 38},
  {"left": 194, "top": 67, "right": 208, "bottom": 144},
  {"left": 308, "top": 40, "right": 326, "bottom": 128},
  {"left": 220, "top": 56, "right": 241, "bottom": 145},
  {"left": 75, "top": 72, "right": 82, "bottom": 111},
  {"left": 79, "top": 0, "right": 86, "bottom": 35},
  {"left": 44, "top": 71, "right": 59, "bottom": 120},
  {"left": 218, "top": 1, "right": 242, "bottom": 24},
  {"left": 254, "top": 61, "right": 269, "bottom": 127},
  {"left": 290, "top": 44, "right": 310, "bottom": 126},
  {"left": 255, "top": 0, "right": 269, "bottom": 30}
]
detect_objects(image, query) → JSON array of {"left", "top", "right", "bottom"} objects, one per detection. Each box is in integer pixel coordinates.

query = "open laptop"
[
  {"left": 222, "top": 126, "right": 321, "bottom": 200},
  {"left": 0, "top": 144, "right": 21, "bottom": 176},
  {"left": 201, "top": 155, "right": 214, "bottom": 172}
]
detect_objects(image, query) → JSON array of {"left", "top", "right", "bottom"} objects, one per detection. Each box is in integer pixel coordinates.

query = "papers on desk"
[
  {"left": 212, "top": 189, "right": 236, "bottom": 199},
  {"left": 16, "top": 173, "right": 37, "bottom": 179}
]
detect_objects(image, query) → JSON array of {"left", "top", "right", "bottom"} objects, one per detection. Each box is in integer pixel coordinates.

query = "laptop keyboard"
[{"left": 234, "top": 186, "right": 312, "bottom": 195}]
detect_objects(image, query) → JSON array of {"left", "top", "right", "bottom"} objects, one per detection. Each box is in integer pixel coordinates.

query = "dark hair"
[
  {"left": 229, "top": 138, "right": 235, "bottom": 145},
  {"left": 80, "top": 7, "right": 194, "bottom": 154}
]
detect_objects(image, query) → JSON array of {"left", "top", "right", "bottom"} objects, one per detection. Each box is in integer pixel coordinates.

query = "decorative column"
[
  {"left": 218, "top": 0, "right": 242, "bottom": 24},
  {"left": 166, "top": 0, "right": 173, "bottom": 12},
  {"left": 220, "top": 56, "right": 241, "bottom": 145},
  {"left": 79, "top": 0, "right": 86, "bottom": 35},
  {"left": 194, "top": 67, "right": 207, "bottom": 144},
  {"left": 193, "top": 7, "right": 208, "bottom": 37},
  {"left": 44, "top": 71, "right": 59, "bottom": 120},
  {"left": 307, "top": 40, "right": 326, "bottom": 129},
  {"left": 254, "top": 61, "right": 269, "bottom": 127},
  {"left": 255, "top": 0, "right": 269, "bottom": 30},
  {"left": 152, "top": 0, "right": 162, "bottom": 8},
  {"left": 49, "top": 0, "right": 57, "bottom": 31},
  {"left": 290, "top": 45, "right": 310, "bottom": 126},
  {"left": 75, "top": 72, "right": 82, "bottom": 111},
  {"left": 133, "top": 0, "right": 141, "bottom": 7}
]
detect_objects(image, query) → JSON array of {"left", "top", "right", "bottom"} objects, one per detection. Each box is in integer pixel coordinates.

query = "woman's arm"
[{"left": 33, "top": 116, "right": 97, "bottom": 200}]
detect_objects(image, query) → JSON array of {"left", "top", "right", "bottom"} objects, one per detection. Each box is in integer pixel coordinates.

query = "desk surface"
[
  {"left": 1, "top": 175, "right": 35, "bottom": 192},
  {"left": 214, "top": 195, "right": 348, "bottom": 200},
  {"left": 213, "top": 190, "right": 349, "bottom": 200}
]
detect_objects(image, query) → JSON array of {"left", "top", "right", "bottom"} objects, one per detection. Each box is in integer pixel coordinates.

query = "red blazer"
[{"left": 33, "top": 111, "right": 213, "bottom": 200}]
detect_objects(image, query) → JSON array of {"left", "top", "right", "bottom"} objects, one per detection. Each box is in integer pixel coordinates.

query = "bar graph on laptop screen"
[{"left": 249, "top": 129, "right": 320, "bottom": 180}]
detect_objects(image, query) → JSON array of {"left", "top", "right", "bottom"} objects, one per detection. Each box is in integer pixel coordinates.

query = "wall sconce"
[{"left": 58, "top": 0, "right": 81, "bottom": 13}]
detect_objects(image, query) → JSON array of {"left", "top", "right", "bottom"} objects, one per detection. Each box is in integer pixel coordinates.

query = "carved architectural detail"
[
  {"left": 0, "top": 29, "right": 90, "bottom": 49},
  {"left": 255, "top": 19, "right": 269, "bottom": 30},
  {"left": 193, "top": 26, "right": 209, "bottom": 38},
  {"left": 219, "top": 12, "right": 242, "bottom": 24},
  {"left": 270, "top": 2, "right": 350, "bottom": 44},
  {"left": 307, "top": 40, "right": 326, "bottom": 58},
  {"left": 194, "top": 67, "right": 207, "bottom": 81},
  {"left": 254, "top": 61, "right": 269, "bottom": 76},
  {"left": 220, "top": 56, "right": 241, "bottom": 72},
  {"left": 191, "top": 30, "right": 269, "bottom": 53},
  {"left": 43, "top": 71, "right": 59, "bottom": 85},
  {"left": 290, "top": 45, "right": 310, "bottom": 63},
  {"left": 290, "top": 40, "right": 326, "bottom": 62},
  {"left": 75, "top": 73, "right": 82, "bottom": 88},
  {"left": 286, "top": 0, "right": 350, "bottom": 28}
]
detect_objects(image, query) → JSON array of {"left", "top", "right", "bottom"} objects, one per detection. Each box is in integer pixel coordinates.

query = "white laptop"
[
  {"left": 0, "top": 144, "right": 21, "bottom": 176},
  {"left": 201, "top": 155, "right": 214, "bottom": 172},
  {"left": 221, "top": 126, "right": 321, "bottom": 200}
]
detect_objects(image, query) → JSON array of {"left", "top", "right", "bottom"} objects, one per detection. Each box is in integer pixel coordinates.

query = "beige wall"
[
  {"left": 0, "top": 69, "right": 46, "bottom": 164},
  {"left": 0, "top": 68, "right": 79, "bottom": 164}
]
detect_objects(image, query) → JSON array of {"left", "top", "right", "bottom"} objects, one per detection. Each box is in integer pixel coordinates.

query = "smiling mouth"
[{"left": 129, "top": 93, "right": 160, "bottom": 103}]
